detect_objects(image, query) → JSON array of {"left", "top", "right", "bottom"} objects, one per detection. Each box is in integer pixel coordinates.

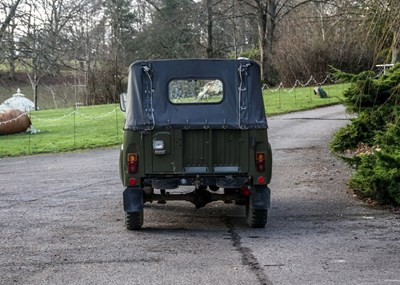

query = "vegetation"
[
  {"left": 0, "top": 83, "right": 347, "bottom": 157},
  {"left": 0, "top": 104, "right": 125, "bottom": 157},
  {"left": 1, "top": 0, "right": 399, "bottom": 106},
  {"left": 2, "top": 0, "right": 400, "bottom": 205},
  {"left": 331, "top": 64, "right": 400, "bottom": 205},
  {"left": 263, "top": 83, "right": 348, "bottom": 115}
]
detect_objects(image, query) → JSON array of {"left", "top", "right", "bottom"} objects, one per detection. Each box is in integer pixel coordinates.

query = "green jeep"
[{"left": 119, "top": 59, "right": 272, "bottom": 230}]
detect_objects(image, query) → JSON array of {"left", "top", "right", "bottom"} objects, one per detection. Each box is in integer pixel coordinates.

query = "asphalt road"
[{"left": 1, "top": 105, "right": 399, "bottom": 285}]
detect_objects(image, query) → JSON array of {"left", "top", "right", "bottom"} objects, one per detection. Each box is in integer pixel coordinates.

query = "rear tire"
[
  {"left": 126, "top": 210, "right": 143, "bottom": 230},
  {"left": 246, "top": 203, "right": 268, "bottom": 228}
]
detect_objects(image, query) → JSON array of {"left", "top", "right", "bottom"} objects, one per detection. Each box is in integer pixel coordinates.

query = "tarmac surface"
[{"left": 1, "top": 104, "right": 399, "bottom": 285}]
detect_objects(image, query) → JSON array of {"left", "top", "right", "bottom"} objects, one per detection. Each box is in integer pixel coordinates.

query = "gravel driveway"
[{"left": 1, "top": 105, "right": 399, "bottom": 285}]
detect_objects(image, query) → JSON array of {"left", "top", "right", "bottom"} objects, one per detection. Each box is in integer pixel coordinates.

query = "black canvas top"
[{"left": 124, "top": 59, "right": 268, "bottom": 130}]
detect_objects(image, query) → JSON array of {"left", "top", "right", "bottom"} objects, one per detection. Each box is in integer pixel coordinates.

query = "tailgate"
[{"left": 146, "top": 129, "right": 249, "bottom": 174}]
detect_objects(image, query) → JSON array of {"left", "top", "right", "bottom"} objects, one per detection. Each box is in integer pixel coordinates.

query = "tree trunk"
[
  {"left": 391, "top": 27, "right": 400, "bottom": 64},
  {"left": 206, "top": 0, "right": 213, "bottom": 58},
  {"left": 8, "top": 58, "right": 16, "bottom": 80},
  {"left": 34, "top": 81, "right": 39, "bottom": 111},
  {"left": 256, "top": 2, "right": 267, "bottom": 82},
  {"left": 392, "top": 47, "right": 399, "bottom": 64},
  {"left": 264, "top": 2, "right": 276, "bottom": 85},
  {"left": 27, "top": 71, "right": 40, "bottom": 111},
  {"left": 256, "top": 0, "right": 276, "bottom": 85},
  {"left": 7, "top": 21, "right": 17, "bottom": 80}
]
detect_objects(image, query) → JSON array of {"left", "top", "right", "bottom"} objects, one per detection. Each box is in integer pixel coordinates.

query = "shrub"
[
  {"left": 331, "top": 64, "right": 400, "bottom": 205},
  {"left": 350, "top": 149, "right": 400, "bottom": 204}
]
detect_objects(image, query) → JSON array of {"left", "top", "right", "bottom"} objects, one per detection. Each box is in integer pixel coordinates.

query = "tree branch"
[{"left": 0, "top": 0, "right": 22, "bottom": 43}]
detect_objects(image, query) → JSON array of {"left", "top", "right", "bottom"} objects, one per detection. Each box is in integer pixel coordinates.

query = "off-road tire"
[
  {"left": 246, "top": 204, "right": 268, "bottom": 228},
  {"left": 126, "top": 211, "right": 143, "bottom": 230}
]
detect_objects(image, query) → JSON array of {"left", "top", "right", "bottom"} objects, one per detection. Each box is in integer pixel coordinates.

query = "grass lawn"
[
  {"left": 264, "top": 83, "right": 349, "bottom": 115},
  {"left": 0, "top": 104, "right": 125, "bottom": 157},
  {"left": 0, "top": 83, "right": 350, "bottom": 157}
]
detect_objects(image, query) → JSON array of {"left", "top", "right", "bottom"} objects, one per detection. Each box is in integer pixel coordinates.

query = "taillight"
[
  {"left": 256, "top": 152, "right": 265, "bottom": 172},
  {"left": 128, "top": 178, "right": 137, "bottom": 186},
  {"left": 241, "top": 187, "right": 251, "bottom": 197},
  {"left": 127, "top": 153, "right": 138, "bottom": 174},
  {"left": 257, "top": 176, "right": 266, "bottom": 184}
]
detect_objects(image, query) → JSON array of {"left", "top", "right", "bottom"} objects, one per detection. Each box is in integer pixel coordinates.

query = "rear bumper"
[
  {"left": 144, "top": 175, "right": 250, "bottom": 189},
  {"left": 123, "top": 184, "right": 270, "bottom": 211}
]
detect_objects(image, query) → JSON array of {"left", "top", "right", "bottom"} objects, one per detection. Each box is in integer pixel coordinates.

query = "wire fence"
[
  {"left": 262, "top": 74, "right": 340, "bottom": 92},
  {"left": 261, "top": 75, "right": 349, "bottom": 114},
  {"left": 0, "top": 104, "right": 125, "bottom": 157},
  {"left": 1, "top": 73, "right": 351, "bottom": 157}
]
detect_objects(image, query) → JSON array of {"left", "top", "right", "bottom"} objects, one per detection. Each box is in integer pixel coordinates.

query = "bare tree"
[
  {"left": 132, "top": 0, "right": 201, "bottom": 59},
  {"left": 391, "top": 26, "right": 400, "bottom": 63},
  {"left": 104, "top": 0, "right": 137, "bottom": 101},
  {"left": 273, "top": 1, "right": 377, "bottom": 83},
  {"left": 0, "top": 0, "right": 22, "bottom": 80},
  {"left": 204, "top": 0, "right": 258, "bottom": 58},
  {"left": 367, "top": 0, "right": 400, "bottom": 64},
  {"left": 242, "top": 0, "right": 338, "bottom": 84},
  {"left": 0, "top": 0, "right": 22, "bottom": 44},
  {"left": 3, "top": 0, "right": 397, "bottom": 109},
  {"left": 1, "top": 14, "right": 18, "bottom": 80},
  {"left": 16, "top": 0, "right": 89, "bottom": 109}
]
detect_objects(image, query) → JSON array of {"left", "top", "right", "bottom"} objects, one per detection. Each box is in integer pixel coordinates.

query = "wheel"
[
  {"left": 209, "top": 185, "right": 220, "bottom": 191},
  {"left": 125, "top": 210, "right": 143, "bottom": 230},
  {"left": 246, "top": 203, "right": 268, "bottom": 228}
]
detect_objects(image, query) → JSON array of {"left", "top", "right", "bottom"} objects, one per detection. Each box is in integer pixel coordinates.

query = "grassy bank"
[{"left": 0, "top": 83, "right": 349, "bottom": 157}]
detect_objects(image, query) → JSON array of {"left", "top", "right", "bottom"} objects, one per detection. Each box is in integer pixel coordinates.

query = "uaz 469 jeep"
[{"left": 119, "top": 59, "right": 272, "bottom": 230}]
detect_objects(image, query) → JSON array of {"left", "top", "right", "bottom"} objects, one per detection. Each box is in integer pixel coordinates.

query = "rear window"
[{"left": 168, "top": 79, "right": 223, "bottom": 104}]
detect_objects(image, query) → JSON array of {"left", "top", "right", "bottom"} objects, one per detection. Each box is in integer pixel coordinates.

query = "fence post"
[
  {"left": 73, "top": 105, "right": 76, "bottom": 149},
  {"left": 278, "top": 88, "right": 281, "bottom": 110},
  {"left": 115, "top": 105, "right": 120, "bottom": 140}
]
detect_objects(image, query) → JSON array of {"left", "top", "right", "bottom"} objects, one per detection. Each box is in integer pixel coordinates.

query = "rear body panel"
[{"left": 120, "top": 128, "right": 272, "bottom": 186}]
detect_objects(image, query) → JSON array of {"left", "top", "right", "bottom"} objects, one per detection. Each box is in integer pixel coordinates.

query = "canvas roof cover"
[{"left": 124, "top": 59, "right": 268, "bottom": 130}]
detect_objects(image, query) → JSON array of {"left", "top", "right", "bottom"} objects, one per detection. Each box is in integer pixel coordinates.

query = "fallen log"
[{"left": 0, "top": 109, "right": 31, "bottom": 135}]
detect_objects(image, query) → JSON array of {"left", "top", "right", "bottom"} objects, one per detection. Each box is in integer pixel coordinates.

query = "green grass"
[
  {"left": 0, "top": 104, "right": 124, "bottom": 157},
  {"left": 0, "top": 83, "right": 350, "bottom": 157},
  {"left": 263, "top": 83, "right": 350, "bottom": 115}
]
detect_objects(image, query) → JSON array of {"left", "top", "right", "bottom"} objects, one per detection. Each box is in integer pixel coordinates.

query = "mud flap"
[
  {"left": 250, "top": 185, "right": 271, "bottom": 210},
  {"left": 123, "top": 187, "right": 144, "bottom": 212}
]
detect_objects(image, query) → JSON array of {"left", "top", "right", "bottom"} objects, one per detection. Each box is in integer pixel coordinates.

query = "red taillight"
[
  {"left": 127, "top": 153, "right": 138, "bottom": 174},
  {"left": 257, "top": 176, "right": 266, "bottom": 184},
  {"left": 128, "top": 178, "right": 137, "bottom": 186},
  {"left": 241, "top": 187, "right": 251, "bottom": 197},
  {"left": 256, "top": 152, "right": 266, "bottom": 172}
]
